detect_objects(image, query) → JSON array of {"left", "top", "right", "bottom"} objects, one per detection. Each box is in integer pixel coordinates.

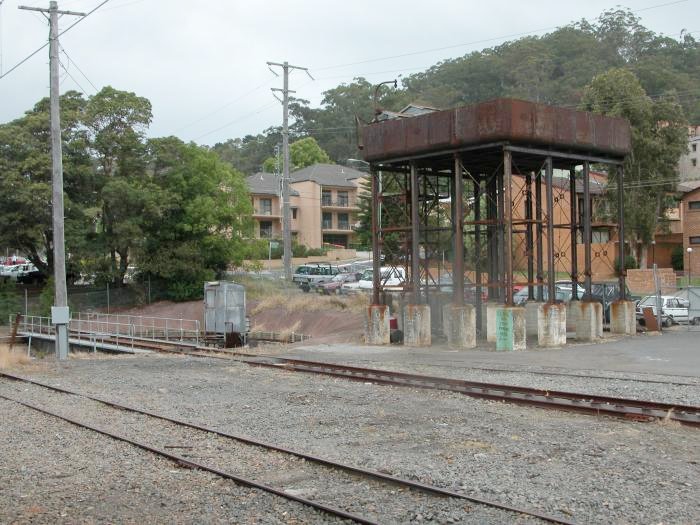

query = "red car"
[{"left": 315, "top": 272, "right": 362, "bottom": 295}]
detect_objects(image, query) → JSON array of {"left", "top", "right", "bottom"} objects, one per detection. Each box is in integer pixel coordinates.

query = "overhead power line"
[
  {"left": 314, "top": 0, "right": 691, "bottom": 72},
  {"left": 0, "top": 0, "right": 111, "bottom": 81}
]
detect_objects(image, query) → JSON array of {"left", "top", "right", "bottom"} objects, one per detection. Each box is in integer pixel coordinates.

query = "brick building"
[{"left": 680, "top": 182, "right": 700, "bottom": 276}]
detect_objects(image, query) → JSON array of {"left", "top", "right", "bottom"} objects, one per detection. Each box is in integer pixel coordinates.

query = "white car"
[
  {"left": 636, "top": 295, "right": 692, "bottom": 326},
  {"left": 343, "top": 266, "right": 406, "bottom": 293}
]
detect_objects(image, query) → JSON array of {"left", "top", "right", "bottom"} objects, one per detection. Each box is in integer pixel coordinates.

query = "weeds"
[{"left": 0, "top": 343, "right": 30, "bottom": 369}]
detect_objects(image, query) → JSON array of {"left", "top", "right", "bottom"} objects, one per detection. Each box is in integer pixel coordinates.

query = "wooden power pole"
[
  {"left": 19, "top": 1, "right": 85, "bottom": 359},
  {"left": 267, "top": 61, "right": 313, "bottom": 281}
]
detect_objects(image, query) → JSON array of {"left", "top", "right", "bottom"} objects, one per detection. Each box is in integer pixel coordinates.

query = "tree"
[
  {"left": 83, "top": 86, "right": 153, "bottom": 285},
  {"left": 0, "top": 91, "right": 91, "bottom": 279},
  {"left": 580, "top": 68, "right": 688, "bottom": 267},
  {"left": 137, "top": 138, "right": 254, "bottom": 300},
  {"left": 262, "top": 136, "right": 332, "bottom": 173}
]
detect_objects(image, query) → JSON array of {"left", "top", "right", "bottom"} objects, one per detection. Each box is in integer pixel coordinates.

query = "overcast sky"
[{"left": 0, "top": 0, "right": 696, "bottom": 146}]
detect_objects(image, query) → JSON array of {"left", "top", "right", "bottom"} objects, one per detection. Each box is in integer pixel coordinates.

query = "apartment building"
[
  {"left": 246, "top": 164, "right": 367, "bottom": 249},
  {"left": 679, "top": 125, "right": 700, "bottom": 182},
  {"left": 290, "top": 164, "right": 366, "bottom": 248},
  {"left": 679, "top": 181, "right": 700, "bottom": 276},
  {"left": 246, "top": 172, "right": 300, "bottom": 240}
]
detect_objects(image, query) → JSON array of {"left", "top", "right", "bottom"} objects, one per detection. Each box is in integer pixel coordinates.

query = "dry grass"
[
  {"left": 251, "top": 292, "right": 369, "bottom": 316},
  {"left": 0, "top": 342, "right": 30, "bottom": 369},
  {"left": 278, "top": 320, "right": 302, "bottom": 341}
]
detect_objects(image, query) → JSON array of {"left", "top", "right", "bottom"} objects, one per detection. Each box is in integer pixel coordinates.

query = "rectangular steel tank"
[{"left": 204, "top": 281, "right": 246, "bottom": 335}]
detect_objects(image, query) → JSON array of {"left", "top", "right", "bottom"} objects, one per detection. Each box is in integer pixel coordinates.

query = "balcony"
[
  {"left": 253, "top": 209, "right": 282, "bottom": 218},
  {"left": 322, "top": 223, "right": 353, "bottom": 232},
  {"left": 321, "top": 199, "right": 359, "bottom": 210}
]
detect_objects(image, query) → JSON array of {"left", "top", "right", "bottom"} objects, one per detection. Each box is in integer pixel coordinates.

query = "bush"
[
  {"left": 615, "top": 254, "right": 638, "bottom": 273},
  {"left": 0, "top": 279, "right": 21, "bottom": 325},
  {"left": 306, "top": 247, "right": 325, "bottom": 256},
  {"left": 671, "top": 245, "right": 684, "bottom": 271}
]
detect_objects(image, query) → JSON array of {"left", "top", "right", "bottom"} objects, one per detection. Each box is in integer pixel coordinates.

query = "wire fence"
[{"left": 15, "top": 281, "right": 177, "bottom": 318}]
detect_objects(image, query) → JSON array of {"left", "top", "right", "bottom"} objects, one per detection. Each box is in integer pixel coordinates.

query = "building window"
[
  {"left": 337, "top": 191, "right": 349, "bottom": 207},
  {"left": 690, "top": 236, "right": 700, "bottom": 245},
  {"left": 689, "top": 201, "right": 700, "bottom": 210},
  {"left": 322, "top": 212, "right": 332, "bottom": 229},
  {"left": 292, "top": 208, "right": 297, "bottom": 219},
  {"left": 592, "top": 228, "right": 610, "bottom": 244},
  {"left": 693, "top": 143, "right": 697, "bottom": 152},
  {"left": 259, "top": 198, "right": 272, "bottom": 215},
  {"left": 321, "top": 190, "right": 332, "bottom": 206},
  {"left": 259, "top": 221, "right": 272, "bottom": 238},
  {"left": 338, "top": 213, "right": 349, "bottom": 230},
  {"left": 692, "top": 158, "right": 697, "bottom": 167},
  {"left": 323, "top": 234, "right": 348, "bottom": 248}
]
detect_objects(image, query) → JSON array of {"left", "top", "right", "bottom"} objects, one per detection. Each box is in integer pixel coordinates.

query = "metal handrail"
[{"left": 11, "top": 312, "right": 201, "bottom": 348}]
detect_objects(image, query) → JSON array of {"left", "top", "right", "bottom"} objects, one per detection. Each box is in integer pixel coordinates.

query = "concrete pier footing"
[
  {"left": 445, "top": 304, "right": 476, "bottom": 349},
  {"left": 364, "top": 305, "right": 390, "bottom": 345},
  {"left": 537, "top": 303, "right": 567, "bottom": 347},
  {"left": 403, "top": 304, "right": 431, "bottom": 347},
  {"left": 610, "top": 300, "right": 636, "bottom": 335},
  {"left": 495, "top": 306, "right": 526, "bottom": 351},
  {"left": 566, "top": 301, "right": 581, "bottom": 332},
  {"left": 574, "top": 301, "right": 603, "bottom": 341},
  {"left": 525, "top": 302, "right": 544, "bottom": 337},
  {"left": 486, "top": 303, "right": 500, "bottom": 342}
]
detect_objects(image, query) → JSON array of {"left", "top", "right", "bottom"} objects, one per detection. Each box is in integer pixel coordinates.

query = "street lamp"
[
  {"left": 651, "top": 239, "right": 656, "bottom": 268},
  {"left": 688, "top": 247, "right": 694, "bottom": 287}
]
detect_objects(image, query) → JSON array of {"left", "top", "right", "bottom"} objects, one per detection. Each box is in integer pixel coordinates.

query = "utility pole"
[
  {"left": 267, "top": 61, "right": 313, "bottom": 281},
  {"left": 19, "top": 1, "right": 85, "bottom": 360}
]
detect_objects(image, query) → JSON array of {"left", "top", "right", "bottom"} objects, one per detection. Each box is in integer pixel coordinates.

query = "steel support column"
[
  {"left": 371, "top": 167, "right": 381, "bottom": 305},
  {"left": 453, "top": 156, "right": 464, "bottom": 305},
  {"left": 503, "top": 150, "right": 513, "bottom": 305},
  {"left": 617, "top": 166, "right": 626, "bottom": 299},
  {"left": 525, "top": 172, "right": 534, "bottom": 300},
  {"left": 535, "top": 169, "right": 544, "bottom": 301},
  {"left": 497, "top": 170, "right": 505, "bottom": 301},
  {"left": 583, "top": 161, "right": 592, "bottom": 299},
  {"left": 569, "top": 167, "right": 579, "bottom": 300},
  {"left": 410, "top": 162, "right": 421, "bottom": 303},
  {"left": 474, "top": 176, "right": 482, "bottom": 327},
  {"left": 487, "top": 174, "right": 497, "bottom": 300},
  {"left": 545, "top": 157, "right": 555, "bottom": 303}
]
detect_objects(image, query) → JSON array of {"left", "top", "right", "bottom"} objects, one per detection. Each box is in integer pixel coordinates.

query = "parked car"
[
  {"left": 636, "top": 295, "right": 694, "bottom": 327},
  {"left": 294, "top": 263, "right": 341, "bottom": 292},
  {"left": 16, "top": 268, "right": 46, "bottom": 285},
  {"left": 315, "top": 272, "right": 361, "bottom": 295},
  {"left": 513, "top": 284, "right": 585, "bottom": 305},
  {"left": 1, "top": 263, "right": 39, "bottom": 282},
  {"left": 343, "top": 266, "right": 407, "bottom": 293}
]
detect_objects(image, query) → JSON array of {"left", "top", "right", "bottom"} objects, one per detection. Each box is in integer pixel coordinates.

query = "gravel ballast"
[{"left": 2, "top": 353, "right": 699, "bottom": 523}]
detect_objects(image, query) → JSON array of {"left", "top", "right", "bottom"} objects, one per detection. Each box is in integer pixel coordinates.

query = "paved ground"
[{"left": 270, "top": 328, "right": 700, "bottom": 378}]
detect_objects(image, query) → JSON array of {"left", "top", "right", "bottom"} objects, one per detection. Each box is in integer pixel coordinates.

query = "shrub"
[
  {"left": 671, "top": 245, "right": 684, "bottom": 271},
  {"left": 615, "top": 254, "right": 637, "bottom": 273},
  {"left": 0, "top": 279, "right": 21, "bottom": 325}
]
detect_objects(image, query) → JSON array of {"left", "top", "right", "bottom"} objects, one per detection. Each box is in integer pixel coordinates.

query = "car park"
[
  {"left": 636, "top": 295, "right": 694, "bottom": 327},
  {"left": 343, "top": 266, "right": 407, "bottom": 293},
  {"left": 513, "top": 284, "right": 585, "bottom": 305}
]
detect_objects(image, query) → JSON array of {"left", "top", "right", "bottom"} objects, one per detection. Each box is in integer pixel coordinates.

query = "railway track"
[
  {"left": 0, "top": 371, "right": 571, "bottom": 524},
  {"left": 59, "top": 336, "right": 700, "bottom": 428}
]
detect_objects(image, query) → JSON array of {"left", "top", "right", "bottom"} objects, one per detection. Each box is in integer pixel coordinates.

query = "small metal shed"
[{"left": 204, "top": 281, "right": 246, "bottom": 337}]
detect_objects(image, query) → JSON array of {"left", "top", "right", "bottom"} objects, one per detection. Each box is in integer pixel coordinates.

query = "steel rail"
[
  {"left": 0, "top": 391, "right": 378, "bottom": 525},
  {"left": 18, "top": 332, "right": 700, "bottom": 427},
  {"left": 230, "top": 354, "right": 700, "bottom": 428},
  {"left": 0, "top": 371, "right": 572, "bottom": 525}
]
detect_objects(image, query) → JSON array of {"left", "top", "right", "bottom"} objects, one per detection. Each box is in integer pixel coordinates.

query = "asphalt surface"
[{"left": 273, "top": 328, "right": 700, "bottom": 378}]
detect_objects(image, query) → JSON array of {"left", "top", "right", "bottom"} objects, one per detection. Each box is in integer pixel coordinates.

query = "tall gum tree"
[{"left": 580, "top": 68, "right": 688, "bottom": 268}]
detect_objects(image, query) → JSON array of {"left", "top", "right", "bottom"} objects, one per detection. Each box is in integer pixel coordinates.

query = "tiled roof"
[
  {"left": 246, "top": 172, "right": 299, "bottom": 196},
  {"left": 290, "top": 164, "right": 366, "bottom": 187}
]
